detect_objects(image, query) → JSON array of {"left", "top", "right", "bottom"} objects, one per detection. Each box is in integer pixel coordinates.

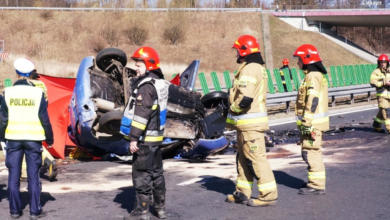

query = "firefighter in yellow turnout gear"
[
  {"left": 370, "top": 54, "right": 390, "bottom": 132},
  {"left": 293, "top": 44, "right": 329, "bottom": 195},
  {"left": 20, "top": 70, "right": 58, "bottom": 182},
  {"left": 225, "top": 35, "right": 278, "bottom": 207}
]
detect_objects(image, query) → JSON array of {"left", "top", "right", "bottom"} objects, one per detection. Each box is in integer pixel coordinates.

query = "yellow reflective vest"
[
  {"left": 4, "top": 86, "right": 46, "bottom": 141},
  {"left": 295, "top": 71, "right": 329, "bottom": 131},
  {"left": 30, "top": 79, "right": 48, "bottom": 101},
  {"left": 370, "top": 68, "right": 390, "bottom": 99},
  {"left": 226, "top": 62, "right": 269, "bottom": 131}
]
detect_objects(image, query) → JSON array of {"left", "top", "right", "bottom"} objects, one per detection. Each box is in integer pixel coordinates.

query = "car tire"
[
  {"left": 99, "top": 110, "right": 123, "bottom": 135},
  {"left": 201, "top": 91, "right": 228, "bottom": 109},
  {"left": 96, "top": 47, "right": 127, "bottom": 72}
]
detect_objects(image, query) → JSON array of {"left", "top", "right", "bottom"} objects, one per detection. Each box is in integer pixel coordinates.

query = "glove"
[
  {"left": 301, "top": 125, "right": 315, "bottom": 146},
  {"left": 301, "top": 124, "right": 313, "bottom": 136}
]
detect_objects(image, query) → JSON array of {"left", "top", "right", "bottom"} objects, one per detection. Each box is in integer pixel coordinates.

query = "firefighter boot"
[
  {"left": 44, "top": 157, "right": 58, "bottom": 181},
  {"left": 153, "top": 194, "right": 166, "bottom": 219},
  {"left": 225, "top": 191, "right": 249, "bottom": 205},
  {"left": 298, "top": 186, "right": 325, "bottom": 195},
  {"left": 127, "top": 194, "right": 150, "bottom": 220},
  {"left": 248, "top": 199, "right": 277, "bottom": 207}
]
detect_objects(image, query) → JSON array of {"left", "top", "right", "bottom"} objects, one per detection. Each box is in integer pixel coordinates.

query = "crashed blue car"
[{"left": 68, "top": 47, "right": 229, "bottom": 160}]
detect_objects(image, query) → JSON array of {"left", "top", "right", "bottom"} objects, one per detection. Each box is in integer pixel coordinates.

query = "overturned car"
[{"left": 68, "top": 48, "right": 229, "bottom": 160}]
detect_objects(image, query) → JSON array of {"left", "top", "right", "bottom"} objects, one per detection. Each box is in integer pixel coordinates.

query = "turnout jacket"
[
  {"left": 226, "top": 62, "right": 269, "bottom": 132},
  {"left": 122, "top": 71, "right": 169, "bottom": 146},
  {"left": 0, "top": 79, "right": 54, "bottom": 144},
  {"left": 370, "top": 67, "right": 390, "bottom": 99},
  {"left": 295, "top": 71, "right": 329, "bottom": 131}
]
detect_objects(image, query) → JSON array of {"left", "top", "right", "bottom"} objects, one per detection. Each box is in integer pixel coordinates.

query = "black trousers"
[{"left": 132, "top": 145, "right": 165, "bottom": 196}]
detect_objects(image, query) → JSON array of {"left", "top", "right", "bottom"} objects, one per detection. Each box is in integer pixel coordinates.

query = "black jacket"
[
  {"left": 129, "top": 71, "right": 163, "bottom": 145},
  {"left": 0, "top": 79, "right": 54, "bottom": 144}
]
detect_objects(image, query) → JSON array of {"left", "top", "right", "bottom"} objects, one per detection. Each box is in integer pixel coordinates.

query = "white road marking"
[
  {"left": 177, "top": 175, "right": 213, "bottom": 186},
  {"left": 269, "top": 106, "right": 378, "bottom": 126}
]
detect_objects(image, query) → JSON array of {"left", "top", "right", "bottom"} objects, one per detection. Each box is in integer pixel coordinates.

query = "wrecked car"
[{"left": 68, "top": 47, "right": 229, "bottom": 160}]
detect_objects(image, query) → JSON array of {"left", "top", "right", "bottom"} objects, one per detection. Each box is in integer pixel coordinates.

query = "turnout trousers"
[
  {"left": 300, "top": 129, "right": 326, "bottom": 190},
  {"left": 235, "top": 130, "right": 278, "bottom": 201},
  {"left": 374, "top": 97, "right": 390, "bottom": 131},
  {"left": 5, "top": 141, "right": 43, "bottom": 215},
  {"left": 132, "top": 145, "right": 166, "bottom": 197}
]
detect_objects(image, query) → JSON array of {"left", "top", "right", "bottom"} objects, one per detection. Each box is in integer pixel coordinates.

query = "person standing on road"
[
  {"left": 293, "top": 44, "right": 329, "bottom": 195},
  {"left": 370, "top": 54, "right": 390, "bottom": 133},
  {"left": 120, "top": 47, "right": 170, "bottom": 220},
  {"left": 18, "top": 70, "right": 58, "bottom": 182},
  {"left": 0, "top": 58, "right": 54, "bottom": 219},
  {"left": 225, "top": 35, "right": 278, "bottom": 207},
  {"left": 279, "top": 58, "right": 293, "bottom": 92},
  {"left": 282, "top": 3, "right": 287, "bottom": 12}
]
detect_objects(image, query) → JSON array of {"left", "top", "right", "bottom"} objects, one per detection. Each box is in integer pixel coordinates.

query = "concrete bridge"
[{"left": 272, "top": 9, "right": 390, "bottom": 29}]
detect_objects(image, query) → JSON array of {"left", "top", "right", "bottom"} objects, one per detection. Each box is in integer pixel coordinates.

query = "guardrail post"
[
  {"left": 350, "top": 93, "right": 354, "bottom": 105},
  {"left": 332, "top": 96, "right": 336, "bottom": 107}
]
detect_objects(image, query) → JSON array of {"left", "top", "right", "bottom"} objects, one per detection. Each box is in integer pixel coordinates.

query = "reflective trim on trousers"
[
  {"left": 228, "top": 112, "right": 268, "bottom": 120},
  {"left": 258, "top": 181, "right": 277, "bottom": 192},
  {"left": 237, "top": 179, "right": 253, "bottom": 189},
  {"left": 374, "top": 117, "right": 384, "bottom": 123},
  {"left": 227, "top": 116, "right": 268, "bottom": 125},
  {"left": 308, "top": 172, "right": 326, "bottom": 179}
]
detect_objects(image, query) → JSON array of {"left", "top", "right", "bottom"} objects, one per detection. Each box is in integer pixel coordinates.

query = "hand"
[
  {"left": 301, "top": 124, "right": 313, "bottom": 136},
  {"left": 129, "top": 141, "right": 139, "bottom": 154}
]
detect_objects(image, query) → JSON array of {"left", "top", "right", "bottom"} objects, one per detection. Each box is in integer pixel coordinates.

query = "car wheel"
[
  {"left": 99, "top": 110, "right": 123, "bottom": 135},
  {"left": 96, "top": 47, "right": 127, "bottom": 72},
  {"left": 201, "top": 91, "right": 228, "bottom": 109}
]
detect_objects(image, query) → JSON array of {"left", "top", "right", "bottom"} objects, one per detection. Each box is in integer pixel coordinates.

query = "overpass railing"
[{"left": 0, "top": 7, "right": 389, "bottom": 12}]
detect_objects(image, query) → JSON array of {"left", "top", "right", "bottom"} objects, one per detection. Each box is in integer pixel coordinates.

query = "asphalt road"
[{"left": 0, "top": 107, "right": 389, "bottom": 220}]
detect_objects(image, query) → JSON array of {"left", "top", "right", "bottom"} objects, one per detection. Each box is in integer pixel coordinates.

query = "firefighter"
[
  {"left": 19, "top": 70, "right": 58, "bottom": 182},
  {"left": 293, "top": 44, "right": 329, "bottom": 195},
  {"left": 0, "top": 58, "right": 53, "bottom": 219},
  {"left": 370, "top": 54, "right": 390, "bottom": 132},
  {"left": 279, "top": 58, "right": 293, "bottom": 92},
  {"left": 225, "top": 35, "right": 278, "bottom": 207},
  {"left": 120, "top": 47, "right": 170, "bottom": 220}
]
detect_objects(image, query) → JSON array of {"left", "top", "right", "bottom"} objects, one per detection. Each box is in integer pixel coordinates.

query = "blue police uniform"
[{"left": 0, "top": 79, "right": 53, "bottom": 217}]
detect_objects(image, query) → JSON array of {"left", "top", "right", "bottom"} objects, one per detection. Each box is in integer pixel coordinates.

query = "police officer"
[
  {"left": 19, "top": 70, "right": 58, "bottom": 182},
  {"left": 225, "top": 35, "right": 278, "bottom": 207},
  {"left": 120, "top": 47, "right": 170, "bottom": 220},
  {"left": 293, "top": 44, "right": 329, "bottom": 195},
  {"left": 0, "top": 58, "right": 53, "bottom": 219},
  {"left": 370, "top": 54, "right": 390, "bottom": 132},
  {"left": 279, "top": 58, "right": 293, "bottom": 92}
]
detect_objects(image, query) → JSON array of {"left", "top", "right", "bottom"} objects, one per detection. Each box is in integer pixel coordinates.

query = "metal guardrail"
[
  {"left": 0, "top": 7, "right": 389, "bottom": 12},
  {"left": 196, "top": 84, "right": 376, "bottom": 112}
]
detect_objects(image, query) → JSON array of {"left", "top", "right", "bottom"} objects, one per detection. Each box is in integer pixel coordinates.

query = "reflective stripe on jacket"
[
  {"left": 226, "top": 62, "right": 269, "bottom": 131},
  {"left": 4, "top": 86, "right": 46, "bottom": 140},
  {"left": 370, "top": 68, "right": 390, "bottom": 98},
  {"left": 295, "top": 71, "right": 329, "bottom": 131},
  {"left": 120, "top": 77, "right": 170, "bottom": 145}
]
